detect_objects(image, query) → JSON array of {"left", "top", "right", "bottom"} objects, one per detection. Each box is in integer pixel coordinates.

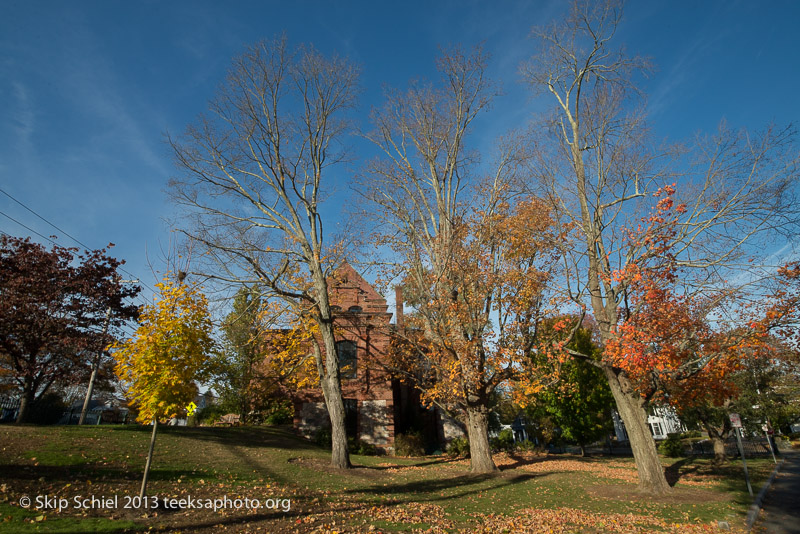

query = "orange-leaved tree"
[
  {"left": 386, "top": 191, "right": 560, "bottom": 472},
  {"left": 604, "top": 189, "right": 790, "bottom": 465},
  {"left": 524, "top": 0, "right": 799, "bottom": 494},
  {"left": 364, "top": 46, "right": 562, "bottom": 473},
  {"left": 113, "top": 277, "right": 215, "bottom": 498}
]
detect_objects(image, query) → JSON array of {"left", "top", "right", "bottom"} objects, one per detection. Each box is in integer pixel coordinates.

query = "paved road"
[{"left": 753, "top": 451, "right": 800, "bottom": 534}]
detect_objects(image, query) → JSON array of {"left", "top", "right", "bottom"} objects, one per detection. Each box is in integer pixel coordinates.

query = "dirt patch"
[{"left": 586, "top": 483, "right": 729, "bottom": 504}]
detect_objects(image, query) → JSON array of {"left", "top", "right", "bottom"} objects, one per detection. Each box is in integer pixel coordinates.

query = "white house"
[{"left": 612, "top": 405, "right": 685, "bottom": 441}]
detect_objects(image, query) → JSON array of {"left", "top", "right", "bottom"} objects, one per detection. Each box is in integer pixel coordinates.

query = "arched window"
[
  {"left": 347, "top": 305, "right": 363, "bottom": 313},
  {"left": 336, "top": 340, "right": 357, "bottom": 379}
]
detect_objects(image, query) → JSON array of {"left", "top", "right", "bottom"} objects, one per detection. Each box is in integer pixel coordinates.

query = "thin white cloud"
[{"left": 11, "top": 81, "right": 34, "bottom": 147}]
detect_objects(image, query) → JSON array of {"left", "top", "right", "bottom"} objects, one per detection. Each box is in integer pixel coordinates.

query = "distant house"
[
  {"left": 60, "top": 399, "right": 129, "bottom": 425},
  {"left": 612, "top": 405, "right": 685, "bottom": 441},
  {"left": 288, "top": 263, "right": 461, "bottom": 453}
]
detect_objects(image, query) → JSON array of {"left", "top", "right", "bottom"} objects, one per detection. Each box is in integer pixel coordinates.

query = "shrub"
[
  {"left": 28, "top": 392, "right": 67, "bottom": 425},
  {"left": 515, "top": 439, "right": 541, "bottom": 453},
  {"left": 446, "top": 436, "right": 471, "bottom": 458},
  {"left": 395, "top": 431, "right": 426, "bottom": 457},
  {"left": 681, "top": 430, "right": 702, "bottom": 439},
  {"left": 195, "top": 404, "right": 227, "bottom": 425},
  {"left": 264, "top": 403, "right": 293, "bottom": 425},
  {"left": 349, "top": 438, "right": 379, "bottom": 456},
  {"left": 491, "top": 428, "right": 515, "bottom": 452},
  {"left": 314, "top": 428, "right": 332, "bottom": 448},
  {"left": 658, "top": 433, "right": 685, "bottom": 457}
]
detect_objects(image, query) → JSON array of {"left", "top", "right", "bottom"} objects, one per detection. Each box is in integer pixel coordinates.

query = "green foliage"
[
  {"left": 314, "top": 428, "right": 332, "bottom": 448},
  {"left": 195, "top": 404, "right": 227, "bottom": 425},
  {"left": 676, "top": 352, "right": 800, "bottom": 441},
  {"left": 349, "top": 438, "right": 379, "bottom": 456},
  {"left": 394, "top": 431, "right": 426, "bottom": 457},
  {"left": 658, "top": 433, "right": 685, "bottom": 457},
  {"left": 211, "top": 286, "right": 271, "bottom": 423},
  {"left": 264, "top": 401, "right": 293, "bottom": 425},
  {"left": 491, "top": 428, "right": 515, "bottom": 452},
  {"left": 446, "top": 436, "right": 471, "bottom": 458},
  {"left": 527, "top": 323, "right": 614, "bottom": 449},
  {"left": 515, "top": 439, "right": 541, "bottom": 453}
]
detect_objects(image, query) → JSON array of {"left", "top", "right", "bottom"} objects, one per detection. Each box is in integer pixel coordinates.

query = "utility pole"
[
  {"left": 79, "top": 278, "right": 138, "bottom": 425},
  {"left": 79, "top": 307, "right": 112, "bottom": 425}
]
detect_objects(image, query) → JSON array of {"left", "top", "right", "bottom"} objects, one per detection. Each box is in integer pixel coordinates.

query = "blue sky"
[{"left": 2, "top": 0, "right": 799, "bottom": 310}]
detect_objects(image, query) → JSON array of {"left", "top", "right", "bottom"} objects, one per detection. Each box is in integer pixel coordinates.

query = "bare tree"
[
  {"left": 168, "top": 37, "right": 359, "bottom": 469},
  {"left": 523, "top": 0, "right": 800, "bottom": 494}
]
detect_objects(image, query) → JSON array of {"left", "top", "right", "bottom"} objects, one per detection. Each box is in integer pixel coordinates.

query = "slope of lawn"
[{"left": 0, "top": 424, "right": 775, "bottom": 533}]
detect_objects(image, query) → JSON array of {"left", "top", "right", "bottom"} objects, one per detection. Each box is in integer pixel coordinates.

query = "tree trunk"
[
  {"left": 15, "top": 378, "right": 35, "bottom": 424},
  {"left": 466, "top": 406, "right": 498, "bottom": 473},
  {"left": 79, "top": 360, "right": 99, "bottom": 425},
  {"left": 320, "top": 374, "right": 351, "bottom": 469},
  {"left": 80, "top": 307, "right": 111, "bottom": 425},
  {"left": 316, "top": 311, "right": 351, "bottom": 470},
  {"left": 711, "top": 436, "right": 727, "bottom": 465},
  {"left": 604, "top": 368, "right": 671, "bottom": 495},
  {"left": 579, "top": 443, "right": 586, "bottom": 457},
  {"left": 139, "top": 418, "right": 158, "bottom": 499},
  {"left": 703, "top": 422, "right": 729, "bottom": 465}
]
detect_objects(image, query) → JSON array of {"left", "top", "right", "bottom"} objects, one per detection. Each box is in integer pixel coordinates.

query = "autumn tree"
[
  {"left": 674, "top": 339, "right": 799, "bottom": 463},
  {"left": 523, "top": 0, "right": 800, "bottom": 493},
  {"left": 364, "top": 48, "right": 560, "bottom": 472},
  {"left": 113, "top": 277, "right": 215, "bottom": 498},
  {"left": 168, "top": 37, "right": 359, "bottom": 468},
  {"left": 0, "top": 235, "right": 139, "bottom": 423}
]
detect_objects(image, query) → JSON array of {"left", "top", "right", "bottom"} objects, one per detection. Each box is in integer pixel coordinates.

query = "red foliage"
[{"left": 0, "top": 236, "right": 140, "bottom": 421}]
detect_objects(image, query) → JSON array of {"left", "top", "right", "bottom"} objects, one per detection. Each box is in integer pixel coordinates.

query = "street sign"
[{"left": 729, "top": 413, "right": 742, "bottom": 429}]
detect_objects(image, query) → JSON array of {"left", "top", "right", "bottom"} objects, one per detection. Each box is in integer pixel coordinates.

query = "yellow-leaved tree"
[{"left": 113, "top": 277, "right": 215, "bottom": 498}]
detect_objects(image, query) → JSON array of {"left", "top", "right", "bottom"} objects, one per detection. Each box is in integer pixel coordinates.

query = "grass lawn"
[{"left": 0, "top": 425, "right": 776, "bottom": 533}]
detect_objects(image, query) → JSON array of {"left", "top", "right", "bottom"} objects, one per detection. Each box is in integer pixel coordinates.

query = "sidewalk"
[{"left": 752, "top": 451, "right": 800, "bottom": 534}]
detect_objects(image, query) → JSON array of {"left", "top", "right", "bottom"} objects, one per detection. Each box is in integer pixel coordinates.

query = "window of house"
[
  {"left": 650, "top": 422, "right": 663, "bottom": 437},
  {"left": 336, "top": 340, "right": 357, "bottom": 379},
  {"left": 347, "top": 305, "right": 363, "bottom": 313}
]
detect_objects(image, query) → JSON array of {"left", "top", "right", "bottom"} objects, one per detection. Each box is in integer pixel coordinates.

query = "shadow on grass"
[
  {"left": 0, "top": 463, "right": 210, "bottom": 483},
  {"left": 343, "top": 471, "right": 543, "bottom": 504},
  {"left": 665, "top": 457, "right": 699, "bottom": 487},
  {"left": 358, "top": 456, "right": 464, "bottom": 470},
  {"left": 109, "top": 424, "right": 318, "bottom": 451}
]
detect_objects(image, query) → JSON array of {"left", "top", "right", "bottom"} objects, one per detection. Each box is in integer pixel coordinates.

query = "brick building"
[{"left": 291, "top": 263, "right": 461, "bottom": 452}]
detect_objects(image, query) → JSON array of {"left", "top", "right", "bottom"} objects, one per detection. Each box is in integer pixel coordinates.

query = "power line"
[
  {"left": 0, "top": 210, "right": 59, "bottom": 246},
  {"left": 0, "top": 187, "right": 157, "bottom": 296}
]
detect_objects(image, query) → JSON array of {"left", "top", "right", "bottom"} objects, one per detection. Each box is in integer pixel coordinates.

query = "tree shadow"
[
  {"left": 343, "top": 470, "right": 542, "bottom": 504},
  {"left": 359, "top": 455, "right": 463, "bottom": 471},
  {"left": 664, "top": 457, "right": 699, "bottom": 487},
  {"left": 109, "top": 424, "right": 319, "bottom": 451},
  {"left": 0, "top": 463, "right": 204, "bottom": 483}
]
